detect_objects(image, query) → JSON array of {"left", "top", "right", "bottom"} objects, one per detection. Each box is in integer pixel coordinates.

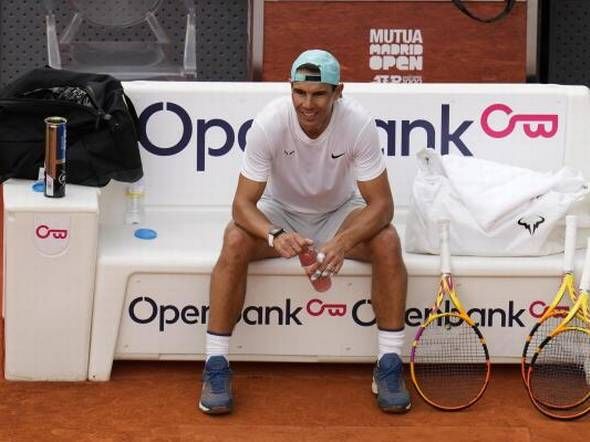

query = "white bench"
[{"left": 87, "top": 82, "right": 590, "bottom": 381}]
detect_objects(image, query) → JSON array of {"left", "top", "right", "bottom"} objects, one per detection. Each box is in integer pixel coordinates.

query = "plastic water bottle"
[
  {"left": 125, "top": 178, "right": 145, "bottom": 225},
  {"left": 299, "top": 247, "right": 332, "bottom": 292}
]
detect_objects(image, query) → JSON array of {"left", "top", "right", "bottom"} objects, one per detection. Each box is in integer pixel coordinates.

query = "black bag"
[
  {"left": 0, "top": 67, "right": 143, "bottom": 186},
  {"left": 452, "top": 0, "right": 516, "bottom": 23}
]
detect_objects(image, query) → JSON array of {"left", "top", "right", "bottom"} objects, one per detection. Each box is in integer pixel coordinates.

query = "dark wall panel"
[
  {"left": 539, "top": 0, "right": 590, "bottom": 86},
  {"left": 0, "top": 0, "right": 250, "bottom": 87}
]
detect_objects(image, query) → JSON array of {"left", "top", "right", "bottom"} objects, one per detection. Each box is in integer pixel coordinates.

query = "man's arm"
[
  {"left": 232, "top": 174, "right": 312, "bottom": 257},
  {"left": 338, "top": 170, "right": 394, "bottom": 249},
  {"left": 318, "top": 170, "right": 394, "bottom": 271},
  {"left": 232, "top": 173, "right": 270, "bottom": 240}
]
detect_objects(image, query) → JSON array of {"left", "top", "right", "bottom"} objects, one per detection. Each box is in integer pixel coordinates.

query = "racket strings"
[
  {"left": 413, "top": 317, "right": 489, "bottom": 408},
  {"left": 525, "top": 315, "right": 584, "bottom": 367},
  {"left": 529, "top": 329, "right": 590, "bottom": 409}
]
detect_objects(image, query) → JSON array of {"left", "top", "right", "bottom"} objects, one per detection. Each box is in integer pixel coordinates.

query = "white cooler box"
[{"left": 3, "top": 179, "right": 99, "bottom": 381}]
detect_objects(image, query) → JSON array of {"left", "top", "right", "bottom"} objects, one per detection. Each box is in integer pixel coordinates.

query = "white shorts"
[{"left": 257, "top": 193, "right": 366, "bottom": 247}]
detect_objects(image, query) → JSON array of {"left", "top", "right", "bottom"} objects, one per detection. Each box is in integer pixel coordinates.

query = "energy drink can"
[{"left": 44, "top": 116, "right": 67, "bottom": 198}]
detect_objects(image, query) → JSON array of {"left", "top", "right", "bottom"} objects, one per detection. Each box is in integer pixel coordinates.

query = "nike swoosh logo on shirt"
[{"left": 331, "top": 152, "right": 345, "bottom": 159}]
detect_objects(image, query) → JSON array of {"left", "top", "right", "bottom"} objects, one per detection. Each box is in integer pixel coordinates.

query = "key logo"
[
  {"left": 35, "top": 225, "right": 68, "bottom": 239},
  {"left": 481, "top": 104, "right": 558, "bottom": 139},
  {"left": 306, "top": 298, "right": 347, "bottom": 317},
  {"left": 33, "top": 215, "right": 71, "bottom": 256}
]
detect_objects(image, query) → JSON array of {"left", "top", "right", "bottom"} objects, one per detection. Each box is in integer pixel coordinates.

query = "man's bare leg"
[
  {"left": 208, "top": 221, "right": 280, "bottom": 334},
  {"left": 340, "top": 215, "right": 411, "bottom": 413},
  {"left": 200, "top": 221, "right": 278, "bottom": 415},
  {"left": 342, "top": 223, "right": 407, "bottom": 330}
]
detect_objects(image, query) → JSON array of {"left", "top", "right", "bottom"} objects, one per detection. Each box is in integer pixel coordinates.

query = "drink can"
[{"left": 44, "top": 116, "right": 67, "bottom": 198}]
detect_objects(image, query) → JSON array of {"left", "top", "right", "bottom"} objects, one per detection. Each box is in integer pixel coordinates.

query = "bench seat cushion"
[{"left": 98, "top": 214, "right": 570, "bottom": 277}]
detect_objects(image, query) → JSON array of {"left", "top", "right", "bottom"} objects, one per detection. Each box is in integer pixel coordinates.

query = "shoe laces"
[
  {"left": 205, "top": 365, "right": 231, "bottom": 394},
  {"left": 377, "top": 361, "right": 401, "bottom": 392}
]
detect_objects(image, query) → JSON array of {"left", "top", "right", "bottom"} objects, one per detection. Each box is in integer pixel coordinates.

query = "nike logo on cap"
[{"left": 331, "top": 152, "right": 345, "bottom": 159}]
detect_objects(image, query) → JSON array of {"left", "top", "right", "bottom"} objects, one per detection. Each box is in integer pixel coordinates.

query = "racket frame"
[
  {"left": 526, "top": 237, "right": 590, "bottom": 419},
  {"left": 410, "top": 220, "right": 491, "bottom": 411},
  {"left": 521, "top": 215, "right": 581, "bottom": 385}
]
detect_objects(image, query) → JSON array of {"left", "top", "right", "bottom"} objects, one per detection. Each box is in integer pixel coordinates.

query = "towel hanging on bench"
[{"left": 405, "top": 148, "right": 589, "bottom": 256}]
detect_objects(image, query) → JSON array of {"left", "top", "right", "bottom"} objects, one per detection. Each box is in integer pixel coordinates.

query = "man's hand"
[
  {"left": 273, "top": 232, "right": 313, "bottom": 259},
  {"left": 312, "top": 236, "right": 348, "bottom": 279}
]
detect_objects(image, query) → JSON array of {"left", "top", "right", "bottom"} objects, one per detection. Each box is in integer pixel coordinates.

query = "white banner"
[
  {"left": 123, "top": 82, "right": 581, "bottom": 210},
  {"left": 112, "top": 82, "right": 590, "bottom": 362},
  {"left": 115, "top": 271, "right": 561, "bottom": 362}
]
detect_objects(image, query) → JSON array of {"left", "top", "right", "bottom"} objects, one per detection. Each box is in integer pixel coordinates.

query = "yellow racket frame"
[
  {"left": 526, "top": 284, "right": 590, "bottom": 418},
  {"left": 410, "top": 273, "right": 491, "bottom": 410},
  {"left": 521, "top": 272, "right": 580, "bottom": 384}
]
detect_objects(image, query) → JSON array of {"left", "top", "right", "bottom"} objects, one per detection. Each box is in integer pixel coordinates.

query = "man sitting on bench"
[{"left": 199, "top": 49, "right": 410, "bottom": 415}]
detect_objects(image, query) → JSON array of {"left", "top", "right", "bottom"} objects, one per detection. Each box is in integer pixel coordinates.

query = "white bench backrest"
[{"left": 99, "top": 82, "right": 590, "bottom": 225}]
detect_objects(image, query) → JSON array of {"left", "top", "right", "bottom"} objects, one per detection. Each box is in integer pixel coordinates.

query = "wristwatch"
[{"left": 267, "top": 226, "right": 286, "bottom": 248}]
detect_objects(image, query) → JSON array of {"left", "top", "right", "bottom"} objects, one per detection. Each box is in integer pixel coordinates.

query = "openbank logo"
[
  {"left": 35, "top": 225, "right": 68, "bottom": 240},
  {"left": 138, "top": 102, "right": 253, "bottom": 172},
  {"left": 138, "top": 102, "right": 559, "bottom": 172},
  {"left": 33, "top": 215, "right": 71, "bottom": 256},
  {"left": 128, "top": 296, "right": 527, "bottom": 332},
  {"left": 481, "top": 104, "right": 558, "bottom": 139},
  {"left": 528, "top": 299, "right": 571, "bottom": 318}
]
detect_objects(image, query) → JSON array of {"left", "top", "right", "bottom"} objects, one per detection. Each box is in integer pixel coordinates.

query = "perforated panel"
[
  {"left": 540, "top": 0, "right": 590, "bottom": 86},
  {"left": 0, "top": 0, "right": 250, "bottom": 87},
  {"left": 197, "top": 0, "right": 250, "bottom": 80},
  {"left": 0, "top": 2, "right": 47, "bottom": 86}
]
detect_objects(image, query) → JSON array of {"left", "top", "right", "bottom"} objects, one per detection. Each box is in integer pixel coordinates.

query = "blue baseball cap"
[{"left": 290, "top": 49, "right": 341, "bottom": 86}]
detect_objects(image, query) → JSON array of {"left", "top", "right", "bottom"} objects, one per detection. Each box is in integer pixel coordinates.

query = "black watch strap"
[{"left": 267, "top": 226, "right": 285, "bottom": 247}]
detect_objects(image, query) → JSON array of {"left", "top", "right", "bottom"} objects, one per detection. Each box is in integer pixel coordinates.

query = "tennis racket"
[
  {"left": 521, "top": 215, "right": 581, "bottom": 386},
  {"left": 410, "top": 219, "right": 491, "bottom": 411},
  {"left": 527, "top": 237, "right": 590, "bottom": 420}
]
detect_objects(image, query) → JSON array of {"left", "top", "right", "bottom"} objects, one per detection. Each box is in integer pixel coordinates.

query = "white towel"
[
  {"left": 406, "top": 148, "right": 590, "bottom": 256},
  {"left": 421, "top": 149, "right": 587, "bottom": 230}
]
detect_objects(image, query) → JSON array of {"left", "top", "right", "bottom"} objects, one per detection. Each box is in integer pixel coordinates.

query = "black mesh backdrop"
[
  {"left": 0, "top": 0, "right": 250, "bottom": 87},
  {"left": 539, "top": 0, "right": 590, "bottom": 86}
]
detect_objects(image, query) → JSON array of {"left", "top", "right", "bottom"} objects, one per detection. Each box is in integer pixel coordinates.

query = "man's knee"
[
  {"left": 370, "top": 226, "right": 404, "bottom": 263},
  {"left": 218, "top": 223, "right": 258, "bottom": 264}
]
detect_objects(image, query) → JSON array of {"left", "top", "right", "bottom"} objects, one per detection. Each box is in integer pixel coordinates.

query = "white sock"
[
  {"left": 206, "top": 332, "right": 231, "bottom": 362},
  {"left": 377, "top": 328, "right": 405, "bottom": 361}
]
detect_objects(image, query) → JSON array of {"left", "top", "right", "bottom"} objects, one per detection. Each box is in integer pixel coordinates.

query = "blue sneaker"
[
  {"left": 372, "top": 353, "right": 411, "bottom": 413},
  {"left": 199, "top": 356, "right": 233, "bottom": 414}
]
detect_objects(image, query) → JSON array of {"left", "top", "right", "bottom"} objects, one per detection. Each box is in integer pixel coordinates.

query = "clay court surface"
[
  {"left": 0, "top": 193, "right": 589, "bottom": 440},
  {"left": 1, "top": 334, "right": 589, "bottom": 442}
]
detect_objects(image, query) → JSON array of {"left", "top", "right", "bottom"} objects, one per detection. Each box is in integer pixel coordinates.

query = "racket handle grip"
[
  {"left": 563, "top": 215, "right": 577, "bottom": 272},
  {"left": 438, "top": 219, "right": 451, "bottom": 274},
  {"left": 580, "top": 237, "right": 590, "bottom": 291}
]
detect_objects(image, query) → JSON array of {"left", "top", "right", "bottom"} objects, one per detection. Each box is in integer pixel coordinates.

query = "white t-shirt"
[{"left": 241, "top": 95, "right": 385, "bottom": 214}]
